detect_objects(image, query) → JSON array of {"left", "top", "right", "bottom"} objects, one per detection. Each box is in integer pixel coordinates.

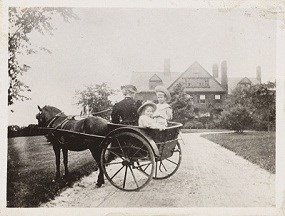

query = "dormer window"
[
  {"left": 182, "top": 78, "right": 210, "bottom": 88},
  {"left": 149, "top": 74, "right": 163, "bottom": 90}
]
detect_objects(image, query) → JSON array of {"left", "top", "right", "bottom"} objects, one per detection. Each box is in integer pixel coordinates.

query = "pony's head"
[{"left": 36, "top": 105, "right": 62, "bottom": 127}]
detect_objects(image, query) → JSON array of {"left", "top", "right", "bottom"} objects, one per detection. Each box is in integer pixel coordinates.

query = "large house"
[{"left": 130, "top": 59, "right": 262, "bottom": 116}]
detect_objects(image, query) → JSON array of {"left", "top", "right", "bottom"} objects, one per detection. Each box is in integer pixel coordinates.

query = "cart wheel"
[
  {"left": 101, "top": 132, "right": 155, "bottom": 191},
  {"left": 153, "top": 141, "right": 182, "bottom": 179}
]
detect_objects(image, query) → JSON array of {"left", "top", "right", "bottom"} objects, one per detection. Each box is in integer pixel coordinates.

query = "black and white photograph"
[{"left": 1, "top": 0, "right": 285, "bottom": 215}]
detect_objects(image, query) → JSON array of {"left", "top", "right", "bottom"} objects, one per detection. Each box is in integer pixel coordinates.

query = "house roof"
[
  {"left": 168, "top": 61, "right": 226, "bottom": 92},
  {"left": 130, "top": 61, "right": 260, "bottom": 94},
  {"left": 226, "top": 77, "right": 260, "bottom": 93},
  {"left": 149, "top": 74, "right": 162, "bottom": 82},
  {"left": 130, "top": 71, "right": 182, "bottom": 91}
]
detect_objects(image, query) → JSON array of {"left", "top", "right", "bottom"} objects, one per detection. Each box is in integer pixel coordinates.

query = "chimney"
[
  {"left": 212, "top": 64, "right": 219, "bottom": 78},
  {"left": 164, "top": 58, "right": 170, "bottom": 76},
  {"left": 256, "top": 66, "right": 261, "bottom": 83},
  {"left": 221, "top": 60, "right": 228, "bottom": 92}
]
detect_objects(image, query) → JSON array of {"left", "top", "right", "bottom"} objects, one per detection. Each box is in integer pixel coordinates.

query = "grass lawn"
[
  {"left": 201, "top": 131, "right": 275, "bottom": 174},
  {"left": 7, "top": 136, "right": 98, "bottom": 207},
  {"left": 181, "top": 129, "right": 228, "bottom": 133}
]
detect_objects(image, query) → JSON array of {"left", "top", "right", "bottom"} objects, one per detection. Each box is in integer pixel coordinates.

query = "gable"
[
  {"left": 182, "top": 61, "right": 212, "bottom": 78},
  {"left": 168, "top": 61, "right": 226, "bottom": 92},
  {"left": 149, "top": 74, "right": 162, "bottom": 82},
  {"left": 130, "top": 71, "right": 181, "bottom": 91},
  {"left": 238, "top": 77, "right": 252, "bottom": 84}
]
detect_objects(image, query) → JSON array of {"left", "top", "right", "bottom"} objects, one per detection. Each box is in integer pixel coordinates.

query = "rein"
[
  {"left": 46, "top": 112, "right": 64, "bottom": 128},
  {"left": 80, "top": 108, "right": 111, "bottom": 117},
  {"left": 91, "top": 108, "right": 111, "bottom": 115}
]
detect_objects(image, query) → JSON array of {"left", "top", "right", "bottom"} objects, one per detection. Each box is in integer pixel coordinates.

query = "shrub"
[
  {"left": 195, "top": 121, "right": 204, "bottom": 129},
  {"left": 170, "top": 83, "right": 195, "bottom": 124},
  {"left": 183, "top": 120, "right": 205, "bottom": 129},
  {"left": 205, "top": 122, "right": 216, "bottom": 129},
  {"left": 219, "top": 106, "right": 253, "bottom": 133}
]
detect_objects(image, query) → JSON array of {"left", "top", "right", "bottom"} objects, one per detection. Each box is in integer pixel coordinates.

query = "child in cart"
[
  {"left": 138, "top": 101, "right": 166, "bottom": 130},
  {"left": 153, "top": 85, "right": 173, "bottom": 127}
]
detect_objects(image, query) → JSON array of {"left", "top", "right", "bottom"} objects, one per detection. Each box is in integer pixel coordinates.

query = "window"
[
  {"left": 199, "top": 95, "right": 206, "bottom": 103},
  {"left": 182, "top": 78, "right": 210, "bottom": 88},
  {"left": 215, "top": 95, "right": 221, "bottom": 100}
]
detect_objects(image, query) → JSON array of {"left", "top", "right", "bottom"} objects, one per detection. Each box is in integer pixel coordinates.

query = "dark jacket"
[{"left": 111, "top": 97, "right": 142, "bottom": 125}]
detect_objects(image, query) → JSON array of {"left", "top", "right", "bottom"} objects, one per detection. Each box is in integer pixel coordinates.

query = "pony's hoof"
[{"left": 96, "top": 183, "right": 103, "bottom": 188}]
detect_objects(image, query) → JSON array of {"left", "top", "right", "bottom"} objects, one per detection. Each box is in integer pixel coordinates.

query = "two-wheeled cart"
[{"left": 42, "top": 122, "right": 183, "bottom": 191}]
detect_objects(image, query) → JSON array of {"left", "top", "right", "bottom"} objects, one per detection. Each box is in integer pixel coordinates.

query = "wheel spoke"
[
  {"left": 159, "top": 161, "right": 168, "bottom": 172},
  {"left": 137, "top": 162, "right": 151, "bottom": 171},
  {"left": 122, "top": 141, "right": 148, "bottom": 160},
  {"left": 110, "top": 165, "right": 125, "bottom": 180},
  {"left": 108, "top": 149, "right": 124, "bottom": 160},
  {"left": 155, "top": 161, "right": 158, "bottom": 178},
  {"left": 166, "top": 158, "right": 178, "bottom": 165},
  {"left": 116, "top": 137, "right": 126, "bottom": 158},
  {"left": 103, "top": 132, "right": 156, "bottom": 191},
  {"left": 104, "top": 161, "right": 123, "bottom": 166},
  {"left": 173, "top": 146, "right": 181, "bottom": 153},
  {"left": 123, "top": 165, "right": 128, "bottom": 189},
  {"left": 129, "top": 165, "right": 139, "bottom": 188},
  {"left": 136, "top": 166, "right": 150, "bottom": 177}
]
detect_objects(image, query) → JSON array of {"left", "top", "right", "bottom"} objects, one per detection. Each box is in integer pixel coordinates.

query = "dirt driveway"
[{"left": 41, "top": 132, "right": 275, "bottom": 207}]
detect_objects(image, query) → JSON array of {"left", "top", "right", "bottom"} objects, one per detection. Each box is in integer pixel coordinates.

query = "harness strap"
[
  {"left": 46, "top": 112, "right": 64, "bottom": 128},
  {"left": 54, "top": 117, "right": 69, "bottom": 130},
  {"left": 49, "top": 117, "right": 70, "bottom": 145}
]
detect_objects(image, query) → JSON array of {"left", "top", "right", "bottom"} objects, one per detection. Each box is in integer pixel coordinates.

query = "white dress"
[
  {"left": 138, "top": 115, "right": 165, "bottom": 130},
  {"left": 153, "top": 103, "right": 173, "bottom": 127},
  {"left": 138, "top": 115, "right": 156, "bottom": 127}
]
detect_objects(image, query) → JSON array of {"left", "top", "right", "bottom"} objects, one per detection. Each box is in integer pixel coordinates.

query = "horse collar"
[{"left": 46, "top": 112, "right": 64, "bottom": 128}]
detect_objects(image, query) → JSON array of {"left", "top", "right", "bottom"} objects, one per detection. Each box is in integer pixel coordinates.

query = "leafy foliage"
[
  {"left": 220, "top": 82, "right": 276, "bottom": 131},
  {"left": 170, "top": 83, "right": 194, "bottom": 124},
  {"left": 8, "top": 7, "right": 78, "bottom": 106},
  {"left": 219, "top": 106, "right": 253, "bottom": 133},
  {"left": 7, "top": 124, "right": 45, "bottom": 138},
  {"left": 75, "top": 83, "right": 116, "bottom": 119}
]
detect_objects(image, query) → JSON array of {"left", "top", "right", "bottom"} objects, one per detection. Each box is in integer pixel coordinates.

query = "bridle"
[{"left": 39, "top": 111, "right": 64, "bottom": 128}]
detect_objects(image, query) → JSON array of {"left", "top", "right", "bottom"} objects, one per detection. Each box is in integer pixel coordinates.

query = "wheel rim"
[
  {"left": 153, "top": 141, "right": 182, "bottom": 180},
  {"left": 101, "top": 132, "right": 155, "bottom": 191}
]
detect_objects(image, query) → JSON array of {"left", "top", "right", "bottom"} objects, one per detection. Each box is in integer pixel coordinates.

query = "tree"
[
  {"left": 219, "top": 105, "right": 253, "bottom": 133},
  {"left": 8, "top": 7, "right": 78, "bottom": 106},
  {"left": 170, "top": 83, "right": 194, "bottom": 124},
  {"left": 251, "top": 82, "right": 276, "bottom": 131},
  {"left": 75, "top": 83, "right": 116, "bottom": 119},
  {"left": 221, "top": 82, "right": 276, "bottom": 131}
]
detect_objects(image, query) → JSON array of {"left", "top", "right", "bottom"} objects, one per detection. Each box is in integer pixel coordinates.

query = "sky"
[{"left": 8, "top": 7, "right": 277, "bottom": 126}]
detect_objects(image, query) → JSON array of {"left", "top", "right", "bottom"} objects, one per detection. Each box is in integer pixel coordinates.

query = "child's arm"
[
  {"left": 139, "top": 116, "right": 153, "bottom": 128},
  {"left": 165, "top": 106, "right": 173, "bottom": 120}
]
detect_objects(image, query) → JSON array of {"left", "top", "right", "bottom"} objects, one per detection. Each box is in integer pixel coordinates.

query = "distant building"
[
  {"left": 130, "top": 59, "right": 262, "bottom": 116},
  {"left": 226, "top": 66, "right": 262, "bottom": 93}
]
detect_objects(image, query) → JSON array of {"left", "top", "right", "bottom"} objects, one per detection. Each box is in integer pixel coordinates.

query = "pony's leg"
[
  {"left": 90, "top": 148, "right": 104, "bottom": 187},
  {"left": 53, "top": 143, "right": 61, "bottom": 180},
  {"left": 62, "top": 147, "right": 69, "bottom": 177}
]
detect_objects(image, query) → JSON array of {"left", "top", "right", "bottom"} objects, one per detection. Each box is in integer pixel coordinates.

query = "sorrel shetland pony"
[{"left": 36, "top": 105, "right": 108, "bottom": 187}]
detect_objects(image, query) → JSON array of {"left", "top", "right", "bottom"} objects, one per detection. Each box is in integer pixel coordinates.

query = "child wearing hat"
[
  {"left": 138, "top": 101, "right": 166, "bottom": 130},
  {"left": 153, "top": 85, "right": 173, "bottom": 127}
]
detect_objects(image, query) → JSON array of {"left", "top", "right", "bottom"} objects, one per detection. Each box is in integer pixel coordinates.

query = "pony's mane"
[{"left": 43, "top": 105, "right": 62, "bottom": 113}]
